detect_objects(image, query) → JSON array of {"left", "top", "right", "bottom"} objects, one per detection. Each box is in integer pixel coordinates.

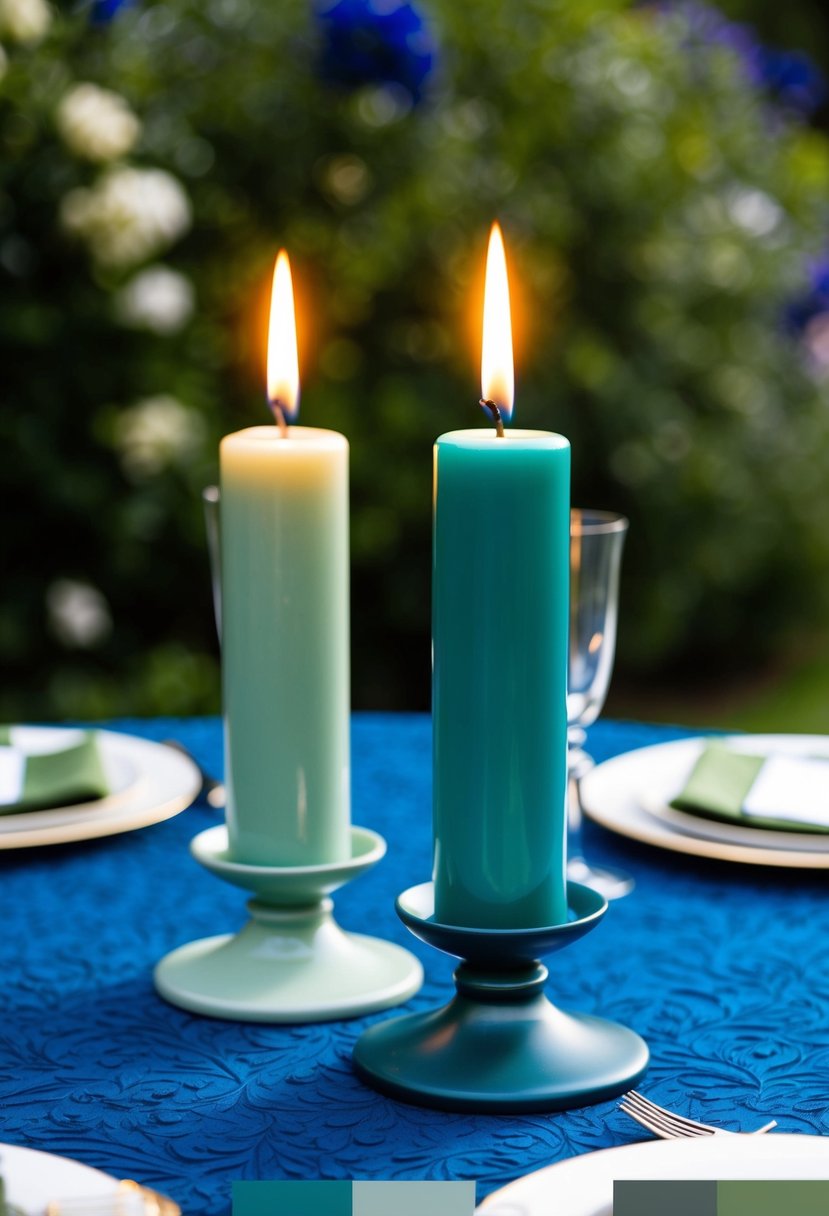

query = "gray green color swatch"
[
  {"left": 353, "top": 1181, "right": 475, "bottom": 1216},
  {"left": 614, "top": 1180, "right": 717, "bottom": 1216}
]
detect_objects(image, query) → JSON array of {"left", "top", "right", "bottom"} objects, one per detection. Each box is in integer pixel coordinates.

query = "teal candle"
[
  {"left": 432, "top": 429, "right": 571, "bottom": 928},
  {"left": 219, "top": 252, "right": 350, "bottom": 867},
  {"left": 432, "top": 223, "right": 570, "bottom": 929}
]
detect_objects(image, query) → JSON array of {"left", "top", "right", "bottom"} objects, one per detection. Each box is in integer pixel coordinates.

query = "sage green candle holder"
[
  {"left": 154, "top": 824, "right": 423, "bottom": 1022},
  {"left": 353, "top": 880, "right": 648, "bottom": 1111}
]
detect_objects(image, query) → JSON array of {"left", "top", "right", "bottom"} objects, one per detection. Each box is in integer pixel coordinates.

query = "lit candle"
[
  {"left": 220, "top": 251, "right": 350, "bottom": 867},
  {"left": 432, "top": 224, "right": 570, "bottom": 929}
]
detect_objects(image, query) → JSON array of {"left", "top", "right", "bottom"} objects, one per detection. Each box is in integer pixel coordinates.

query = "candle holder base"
[
  {"left": 352, "top": 881, "right": 648, "bottom": 1112},
  {"left": 154, "top": 825, "right": 423, "bottom": 1023}
]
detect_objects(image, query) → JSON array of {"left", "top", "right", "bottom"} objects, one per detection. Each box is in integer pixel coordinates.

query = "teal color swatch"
[
  {"left": 614, "top": 1180, "right": 717, "bottom": 1216},
  {"left": 353, "top": 1180, "right": 476, "bottom": 1216},
  {"left": 232, "top": 1180, "right": 352, "bottom": 1216},
  {"left": 718, "top": 1181, "right": 829, "bottom": 1216}
]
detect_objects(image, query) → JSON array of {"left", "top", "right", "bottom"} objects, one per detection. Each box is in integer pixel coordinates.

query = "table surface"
[{"left": 2, "top": 714, "right": 829, "bottom": 1215}]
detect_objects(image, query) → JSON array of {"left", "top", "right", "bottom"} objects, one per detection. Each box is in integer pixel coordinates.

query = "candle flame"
[
  {"left": 481, "top": 222, "right": 514, "bottom": 421},
  {"left": 267, "top": 250, "right": 300, "bottom": 420}
]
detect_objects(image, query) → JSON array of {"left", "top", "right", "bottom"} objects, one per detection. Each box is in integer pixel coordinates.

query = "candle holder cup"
[
  {"left": 154, "top": 824, "right": 423, "bottom": 1022},
  {"left": 353, "top": 881, "right": 648, "bottom": 1111}
]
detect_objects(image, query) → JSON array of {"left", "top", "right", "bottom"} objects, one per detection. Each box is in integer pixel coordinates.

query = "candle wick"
[
  {"left": 479, "top": 399, "right": 505, "bottom": 439},
  {"left": 270, "top": 399, "right": 289, "bottom": 438}
]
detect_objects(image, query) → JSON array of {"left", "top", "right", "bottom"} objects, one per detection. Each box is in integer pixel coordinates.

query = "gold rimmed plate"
[
  {"left": 0, "top": 729, "right": 200, "bottom": 848},
  {"left": 580, "top": 734, "right": 829, "bottom": 869}
]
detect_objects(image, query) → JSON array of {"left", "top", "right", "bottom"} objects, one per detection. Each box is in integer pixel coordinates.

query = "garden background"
[{"left": 3, "top": 0, "right": 829, "bottom": 730}]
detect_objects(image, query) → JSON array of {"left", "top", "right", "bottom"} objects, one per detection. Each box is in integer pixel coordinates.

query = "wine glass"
[
  {"left": 202, "top": 485, "right": 221, "bottom": 639},
  {"left": 566, "top": 508, "right": 633, "bottom": 900}
]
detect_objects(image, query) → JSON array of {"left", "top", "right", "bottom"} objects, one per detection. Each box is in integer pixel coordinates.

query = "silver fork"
[{"left": 620, "top": 1089, "right": 778, "bottom": 1138}]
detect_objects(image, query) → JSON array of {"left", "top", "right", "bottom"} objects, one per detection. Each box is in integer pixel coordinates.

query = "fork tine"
[
  {"left": 619, "top": 1101, "right": 712, "bottom": 1139},
  {"left": 623, "top": 1089, "right": 719, "bottom": 1133},
  {"left": 621, "top": 1091, "right": 778, "bottom": 1138},
  {"left": 622, "top": 1101, "right": 713, "bottom": 1136},
  {"left": 618, "top": 1104, "right": 674, "bottom": 1140}
]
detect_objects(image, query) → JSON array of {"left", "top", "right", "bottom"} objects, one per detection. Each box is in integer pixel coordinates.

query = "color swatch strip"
[
  {"left": 232, "top": 1180, "right": 477, "bottom": 1216},
  {"left": 614, "top": 1180, "right": 829, "bottom": 1216}
]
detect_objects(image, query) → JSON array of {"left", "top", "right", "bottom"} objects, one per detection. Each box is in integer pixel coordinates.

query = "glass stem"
[
  {"left": 566, "top": 743, "right": 594, "bottom": 864},
  {"left": 567, "top": 768, "right": 585, "bottom": 863}
]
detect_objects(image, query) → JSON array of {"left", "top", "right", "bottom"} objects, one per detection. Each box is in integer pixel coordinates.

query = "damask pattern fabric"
[{"left": 2, "top": 715, "right": 827, "bottom": 1215}]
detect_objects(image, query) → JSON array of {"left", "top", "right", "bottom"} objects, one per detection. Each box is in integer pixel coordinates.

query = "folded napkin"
[
  {"left": 672, "top": 741, "right": 829, "bottom": 833},
  {"left": 0, "top": 728, "right": 109, "bottom": 815}
]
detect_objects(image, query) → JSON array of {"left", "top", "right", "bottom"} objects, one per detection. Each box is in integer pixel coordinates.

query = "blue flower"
[
  {"left": 648, "top": 1, "right": 826, "bottom": 117},
  {"left": 89, "top": 0, "right": 136, "bottom": 24},
  {"left": 315, "top": 0, "right": 436, "bottom": 103},
  {"left": 786, "top": 257, "right": 829, "bottom": 334},
  {"left": 754, "top": 48, "right": 827, "bottom": 118}
]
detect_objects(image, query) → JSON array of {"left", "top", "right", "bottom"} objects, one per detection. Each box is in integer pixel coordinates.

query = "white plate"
[
  {"left": 580, "top": 734, "right": 829, "bottom": 868},
  {"left": 644, "top": 797, "right": 829, "bottom": 853},
  {"left": 0, "top": 729, "right": 201, "bottom": 848},
  {"left": 0, "top": 1141, "right": 116, "bottom": 1213},
  {"left": 478, "top": 1133, "right": 829, "bottom": 1216},
  {"left": 0, "top": 728, "right": 139, "bottom": 833}
]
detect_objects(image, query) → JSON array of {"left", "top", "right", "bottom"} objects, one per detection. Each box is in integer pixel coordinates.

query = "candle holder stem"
[
  {"left": 353, "top": 882, "right": 648, "bottom": 1111},
  {"left": 154, "top": 826, "right": 422, "bottom": 1023}
]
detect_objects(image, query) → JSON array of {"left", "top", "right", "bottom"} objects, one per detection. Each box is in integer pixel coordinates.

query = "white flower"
[
  {"left": 114, "top": 395, "right": 206, "bottom": 479},
  {"left": 60, "top": 167, "right": 191, "bottom": 268},
  {"left": 115, "top": 265, "right": 194, "bottom": 334},
  {"left": 727, "top": 187, "right": 784, "bottom": 240},
  {"left": 57, "top": 83, "right": 141, "bottom": 163},
  {"left": 0, "top": 0, "right": 51, "bottom": 44},
  {"left": 47, "top": 580, "right": 112, "bottom": 649}
]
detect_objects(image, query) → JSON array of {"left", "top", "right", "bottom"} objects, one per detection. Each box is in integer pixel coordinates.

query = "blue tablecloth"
[{"left": 2, "top": 715, "right": 829, "bottom": 1214}]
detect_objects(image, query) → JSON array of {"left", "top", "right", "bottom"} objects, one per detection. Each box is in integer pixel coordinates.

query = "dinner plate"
[
  {"left": 0, "top": 728, "right": 139, "bottom": 833},
  {"left": 0, "top": 729, "right": 201, "bottom": 848},
  {"left": 580, "top": 734, "right": 829, "bottom": 869},
  {"left": 0, "top": 1141, "right": 116, "bottom": 1212},
  {"left": 478, "top": 1133, "right": 829, "bottom": 1216},
  {"left": 644, "top": 798, "right": 829, "bottom": 852}
]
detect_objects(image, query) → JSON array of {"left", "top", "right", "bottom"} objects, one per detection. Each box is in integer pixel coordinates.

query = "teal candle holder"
[
  {"left": 353, "top": 881, "right": 648, "bottom": 1111},
  {"left": 154, "top": 825, "right": 423, "bottom": 1022}
]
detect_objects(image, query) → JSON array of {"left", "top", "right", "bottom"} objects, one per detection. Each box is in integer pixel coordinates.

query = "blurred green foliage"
[{"left": 2, "top": 0, "right": 829, "bottom": 718}]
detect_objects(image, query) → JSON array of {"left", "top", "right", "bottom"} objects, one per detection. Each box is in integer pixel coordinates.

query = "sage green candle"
[
  {"left": 432, "top": 429, "right": 570, "bottom": 928},
  {"left": 220, "top": 425, "right": 350, "bottom": 866}
]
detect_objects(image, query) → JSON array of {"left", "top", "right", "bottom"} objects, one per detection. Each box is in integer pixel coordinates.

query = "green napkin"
[
  {"left": 0, "top": 728, "right": 110, "bottom": 815},
  {"left": 671, "top": 741, "right": 829, "bottom": 834}
]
